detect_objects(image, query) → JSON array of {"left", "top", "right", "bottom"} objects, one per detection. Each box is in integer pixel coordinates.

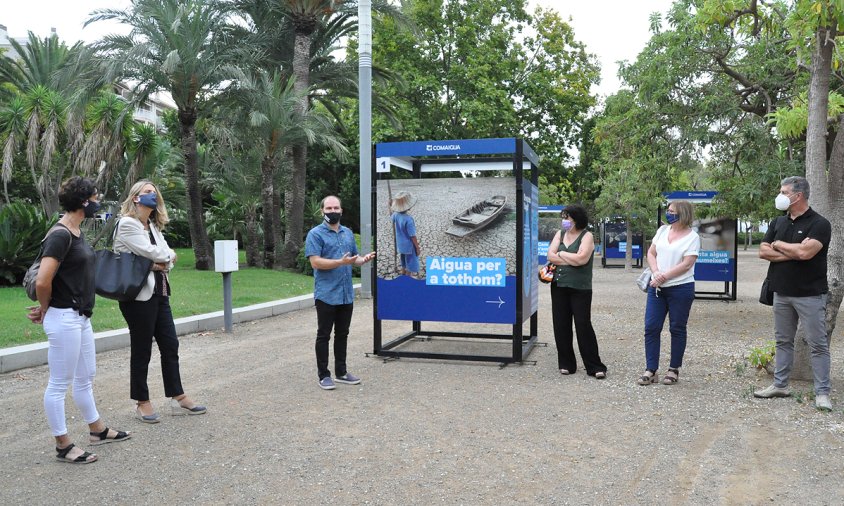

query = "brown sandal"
[{"left": 662, "top": 368, "right": 679, "bottom": 385}]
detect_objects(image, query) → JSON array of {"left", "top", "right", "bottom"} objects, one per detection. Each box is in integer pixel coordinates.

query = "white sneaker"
[
  {"left": 753, "top": 384, "right": 791, "bottom": 398},
  {"left": 815, "top": 394, "right": 832, "bottom": 411}
]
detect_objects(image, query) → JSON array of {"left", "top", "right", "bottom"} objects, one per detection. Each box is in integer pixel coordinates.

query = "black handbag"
[
  {"left": 759, "top": 277, "right": 774, "bottom": 306},
  {"left": 95, "top": 249, "right": 153, "bottom": 301},
  {"left": 759, "top": 216, "right": 784, "bottom": 306}
]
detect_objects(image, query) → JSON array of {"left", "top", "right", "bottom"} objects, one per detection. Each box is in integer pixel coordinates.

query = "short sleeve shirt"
[
  {"left": 652, "top": 225, "right": 700, "bottom": 287},
  {"left": 763, "top": 208, "right": 830, "bottom": 296},
  {"left": 41, "top": 224, "right": 96, "bottom": 316},
  {"left": 305, "top": 222, "right": 358, "bottom": 305},
  {"left": 391, "top": 212, "right": 417, "bottom": 254}
]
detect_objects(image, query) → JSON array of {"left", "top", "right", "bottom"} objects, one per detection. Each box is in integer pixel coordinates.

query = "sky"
[{"left": 1, "top": 0, "right": 677, "bottom": 99}]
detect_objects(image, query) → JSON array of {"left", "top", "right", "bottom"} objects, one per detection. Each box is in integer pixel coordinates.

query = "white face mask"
[{"left": 775, "top": 193, "right": 792, "bottom": 211}]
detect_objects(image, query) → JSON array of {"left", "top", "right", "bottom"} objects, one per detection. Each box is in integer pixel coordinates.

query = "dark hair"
[
  {"left": 58, "top": 176, "right": 97, "bottom": 212},
  {"left": 561, "top": 204, "right": 589, "bottom": 230}
]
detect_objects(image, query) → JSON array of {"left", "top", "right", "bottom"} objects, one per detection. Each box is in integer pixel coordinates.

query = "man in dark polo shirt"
[
  {"left": 754, "top": 176, "right": 832, "bottom": 411},
  {"left": 305, "top": 195, "right": 376, "bottom": 390}
]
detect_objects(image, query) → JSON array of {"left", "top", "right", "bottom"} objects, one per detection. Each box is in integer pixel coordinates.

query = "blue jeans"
[{"left": 644, "top": 282, "right": 695, "bottom": 371}]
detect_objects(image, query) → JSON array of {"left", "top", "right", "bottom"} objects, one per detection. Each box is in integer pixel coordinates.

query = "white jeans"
[{"left": 43, "top": 308, "right": 100, "bottom": 436}]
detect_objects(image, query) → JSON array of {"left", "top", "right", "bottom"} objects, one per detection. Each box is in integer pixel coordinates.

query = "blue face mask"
[
  {"left": 665, "top": 211, "right": 679, "bottom": 224},
  {"left": 138, "top": 192, "right": 158, "bottom": 209},
  {"left": 83, "top": 200, "right": 101, "bottom": 218}
]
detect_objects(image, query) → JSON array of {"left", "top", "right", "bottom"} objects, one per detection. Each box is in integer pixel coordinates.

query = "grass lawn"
[{"left": 0, "top": 248, "right": 329, "bottom": 349}]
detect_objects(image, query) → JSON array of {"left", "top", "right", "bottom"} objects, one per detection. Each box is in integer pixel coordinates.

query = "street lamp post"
[{"left": 358, "top": 0, "right": 373, "bottom": 298}]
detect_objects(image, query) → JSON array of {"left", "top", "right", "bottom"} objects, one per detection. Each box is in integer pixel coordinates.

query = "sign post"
[
  {"left": 214, "top": 240, "right": 239, "bottom": 332},
  {"left": 372, "top": 138, "right": 540, "bottom": 364}
]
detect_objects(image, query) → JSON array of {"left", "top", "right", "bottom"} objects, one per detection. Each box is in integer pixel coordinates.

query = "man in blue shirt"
[{"left": 305, "top": 195, "right": 376, "bottom": 390}]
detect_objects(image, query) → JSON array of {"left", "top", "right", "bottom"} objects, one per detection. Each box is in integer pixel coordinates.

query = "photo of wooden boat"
[{"left": 445, "top": 195, "right": 507, "bottom": 237}]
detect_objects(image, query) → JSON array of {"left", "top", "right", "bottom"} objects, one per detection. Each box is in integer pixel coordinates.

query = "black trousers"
[
  {"left": 550, "top": 284, "right": 607, "bottom": 375},
  {"left": 119, "top": 295, "right": 184, "bottom": 401},
  {"left": 315, "top": 300, "right": 354, "bottom": 380}
]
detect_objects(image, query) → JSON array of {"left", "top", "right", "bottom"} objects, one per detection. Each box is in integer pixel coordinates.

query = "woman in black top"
[{"left": 28, "top": 176, "right": 131, "bottom": 464}]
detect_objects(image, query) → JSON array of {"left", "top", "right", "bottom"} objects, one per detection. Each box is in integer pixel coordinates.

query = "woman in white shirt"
[
  {"left": 114, "top": 180, "right": 206, "bottom": 422},
  {"left": 637, "top": 200, "right": 700, "bottom": 386}
]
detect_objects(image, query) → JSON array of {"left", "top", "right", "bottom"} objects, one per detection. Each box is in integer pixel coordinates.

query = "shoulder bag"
[
  {"left": 22, "top": 226, "right": 73, "bottom": 301},
  {"left": 94, "top": 219, "right": 154, "bottom": 301},
  {"left": 759, "top": 217, "right": 783, "bottom": 306}
]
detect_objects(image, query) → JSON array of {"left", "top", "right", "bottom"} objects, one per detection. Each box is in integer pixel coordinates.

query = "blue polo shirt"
[{"left": 305, "top": 222, "right": 358, "bottom": 305}]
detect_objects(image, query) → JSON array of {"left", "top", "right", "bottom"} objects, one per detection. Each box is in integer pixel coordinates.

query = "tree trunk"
[
  {"left": 272, "top": 167, "right": 284, "bottom": 267},
  {"left": 791, "top": 25, "right": 839, "bottom": 380},
  {"left": 260, "top": 154, "right": 276, "bottom": 268},
  {"left": 624, "top": 219, "right": 633, "bottom": 271},
  {"left": 280, "top": 30, "right": 312, "bottom": 268},
  {"left": 178, "top": 108, "right": 213, "bottom": 270},
  {"left": 281, "top": 144, "right": 307, "bottom": 267},
  {"left": 245, "top": 208, "right": 261, "bottom": 267},
  {"left": 823, "top": 113, "right": 844, "bottom": 338}
]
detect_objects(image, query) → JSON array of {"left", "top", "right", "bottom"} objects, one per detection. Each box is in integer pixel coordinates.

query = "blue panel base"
[
  {"left": 377, "top": 276, "right": 516, "bottom": 324},
  {"left": 695, "top": 260, "right": 736, "bottom": 282}
]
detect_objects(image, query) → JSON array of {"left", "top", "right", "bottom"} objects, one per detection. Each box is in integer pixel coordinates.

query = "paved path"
[{"left": 1, "top": 250, "right": 843, "bottom": 504}]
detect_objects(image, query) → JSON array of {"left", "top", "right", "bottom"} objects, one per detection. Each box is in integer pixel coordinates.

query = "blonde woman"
[
  {"left": 114, "top": 180, "right": 206, "bottom": 422},
  {"left": 637, "top": 200, "right": 700, "bottom": 386}
]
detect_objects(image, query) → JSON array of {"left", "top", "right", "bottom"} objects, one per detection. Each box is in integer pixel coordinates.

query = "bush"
[
  {"left": 296, "top": 243, "right": 314, "bottom": 276},
  {"left": 162, "top": 212, "right": 192, "bottom": 248},
  {"left": 748, "top": 341, "right": 776, "bottom": 371},
  {"left": 0, "top": 203, "right": 58, "bottom": 285},
  {"left": 738, "top": 232, "right": 766, "bottom": 244}
]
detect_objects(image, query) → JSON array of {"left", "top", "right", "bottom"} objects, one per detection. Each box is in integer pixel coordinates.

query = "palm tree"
[
  {"left": 0, "top": 33, "right": 85, "bottom": 213},
  {"left": 273, "top": 0, "right": 343, "bottom": 267},
  {"left": 223, "top": 68, "right": 346, "bottom": 267},
  {"left": 0, "top": 97, "right": 27, "bottom": 204},
  {"left": 241, "top": 0, "right": 401, "bottom": 267},
  {"left": 88, "top": 0, "right": 248, "bottom": 270}
]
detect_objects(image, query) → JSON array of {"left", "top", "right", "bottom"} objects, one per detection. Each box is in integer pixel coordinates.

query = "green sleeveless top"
[{"left": 554, "top": 229, "right": 593, "bottom": 290}]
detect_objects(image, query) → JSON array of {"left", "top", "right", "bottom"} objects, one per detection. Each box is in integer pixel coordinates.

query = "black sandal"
[
  {"left": 56, "top": 443, "right": 97, "bottom": 464},
  {"left": 636, "top": 369, "right": 658, "bottom": 386},
  {"left": 89, "top": 427, "right": 132, "bottom": 446},
  {"left": 662, "top": 368, "right": 679, "bottom": 385}
]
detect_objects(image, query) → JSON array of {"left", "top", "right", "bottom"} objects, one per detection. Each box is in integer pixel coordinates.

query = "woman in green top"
[{"left": 547, "top": 204, "right": 607, "bottom": 379}]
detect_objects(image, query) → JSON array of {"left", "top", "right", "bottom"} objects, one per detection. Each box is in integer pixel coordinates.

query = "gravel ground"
[{"left": 2, "top": 250, "right": 844, "bottom": 505}]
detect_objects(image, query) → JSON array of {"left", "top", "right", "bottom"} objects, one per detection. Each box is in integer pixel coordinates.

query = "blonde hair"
[
  {"left": 669, "top": 200, "right": 694, "bottom": 228},
  {"left": 120, "top": 180, "right": 170, "bottom": 229}
]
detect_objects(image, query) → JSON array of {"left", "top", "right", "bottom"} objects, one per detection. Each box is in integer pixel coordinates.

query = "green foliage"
[
  {"left": 748, "top": 340, "right": 776, "bottom": 371},
  {"left": 769, "top": 92, "right": 844, "bottom": 139},
  {"left": 0, "top": 248, "right": 327, "bottom": 348},
  {"left": 296, "top": 244, "right": 314, "bottom": 277},
  {"left": 371, "top": 0, "right": 598, "bottom": 175},
  {"left": 0, "top": 203, "right": 57, "bottom": 284}
]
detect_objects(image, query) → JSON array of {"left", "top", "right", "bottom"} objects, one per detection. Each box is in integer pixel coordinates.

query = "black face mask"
[
  {"left": 323, "top": 212, "right": 342, "bottom": 225},
  {"left": 83, "top": 200, "right": 101, "bottom": 219}
]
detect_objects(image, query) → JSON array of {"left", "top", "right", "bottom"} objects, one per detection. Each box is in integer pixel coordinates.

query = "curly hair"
[
  {"left": 561, "top": 204, "right": 589, "bottom": 230},
  {"left": 58, "top": 176, "right": 97, "bottom": 212}
]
